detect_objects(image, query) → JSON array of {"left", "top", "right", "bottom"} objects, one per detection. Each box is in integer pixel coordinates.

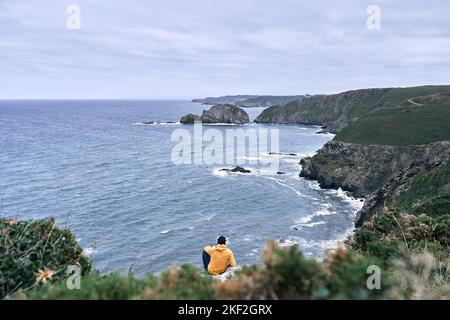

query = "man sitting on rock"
[{"left": 202, "top": 236, "right": 237, "bottom": 275}]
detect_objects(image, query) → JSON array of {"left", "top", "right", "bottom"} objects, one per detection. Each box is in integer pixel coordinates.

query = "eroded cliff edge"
[{"left": 300, "top": 140, "right": 450, "bottom": 227}]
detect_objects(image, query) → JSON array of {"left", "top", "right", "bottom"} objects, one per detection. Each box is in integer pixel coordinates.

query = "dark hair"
[{"left": 217, "top": 236, "right": 226, "bottom": 245}]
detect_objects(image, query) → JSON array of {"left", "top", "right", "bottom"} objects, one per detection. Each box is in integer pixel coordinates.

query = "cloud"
[{"left": 0, "top": 0, "right": 449, "bottom": 98}]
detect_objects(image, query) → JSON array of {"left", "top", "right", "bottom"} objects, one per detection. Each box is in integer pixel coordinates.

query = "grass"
[
  {"left": 335, "top": 91, "right": 450, "bottom": 145},
  {"left": 257, "top": 85, "right": 450, "bottom": 135}
]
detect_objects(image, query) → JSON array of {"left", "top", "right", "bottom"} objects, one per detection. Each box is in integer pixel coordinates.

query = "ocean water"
[{"left": 0, "top": 100, "right": 363, "bottom": 274}]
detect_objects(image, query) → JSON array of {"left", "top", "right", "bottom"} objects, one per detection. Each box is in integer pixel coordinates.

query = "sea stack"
[{"left": 180, "top": 104, "right": 250, "bottom": 124}]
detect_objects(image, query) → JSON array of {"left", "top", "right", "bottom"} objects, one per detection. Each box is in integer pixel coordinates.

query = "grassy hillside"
[
  {"left": 335, "top": 91, "right": 450, "bottom": 146},
  {"left": 255, "top": 85, "right": 450, "bottom": 133}
]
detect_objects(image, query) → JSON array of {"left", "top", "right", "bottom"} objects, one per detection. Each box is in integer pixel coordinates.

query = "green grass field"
[{"left": 335, "top": 91, "right": 450, "bottom": 146}]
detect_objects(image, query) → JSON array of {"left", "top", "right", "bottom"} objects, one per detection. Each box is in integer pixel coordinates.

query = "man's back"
[{"left": 204, "top": 244, "right": 236, "bottom": 275}]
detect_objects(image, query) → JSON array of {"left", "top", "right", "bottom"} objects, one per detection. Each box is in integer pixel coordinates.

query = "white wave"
[
  {"left": 301, "top": 178, "right": 322, "bottom": 191},
  {"left": 294, "top": 221, "right": 326, "bottom": 228},
  {"left": 263, "top": 177, "right": 307, "bottom": 198},
  {"left": 328, "top": 188, "right": 365, "bottom": 212},
  {"left": 211, "top": 167, "right": 229, "bottom": 177},
  {"left": 82, "top": 247, "right": 96, "bottom": 257},
  {"left": 202, "top": 123, "right": 240, "bottom": 126},
  {"left": 160, "top": 229, "right": 170, "bottom": 234},
  {"left": 295, "top": 208, "right": 336, "bottom": 224},
  {"left": 278, "top": 238, "right": 299, "bottom": 248},
  {"left": 278, "top": 225, "right": 355, "bottom": 260},
  {"left": 201, "top": 214, "right": 216, "bottom": 222},
  {"left": 243, "top": 234, "right": 254, "bottom": 241}
]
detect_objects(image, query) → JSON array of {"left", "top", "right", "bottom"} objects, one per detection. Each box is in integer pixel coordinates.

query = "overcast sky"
[{"left": 0, "top": 0, "right": 449, "bottom": 99}]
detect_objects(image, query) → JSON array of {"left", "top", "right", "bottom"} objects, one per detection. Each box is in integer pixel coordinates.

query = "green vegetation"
[
  {"left": 10, "top": 237, "right": 399, "bottom": 300},
  {"left": 14, "top": 265, "right": 216, "bottom": 300},
  {"left": 350, "top": 210, "right": 449, "bottom": 299},
  {"left": 0, "top": 218, "right": 91, "bottom": 299},
  {"left": 336, "top": 91, "right": 450, "bottom": 146},
  {"left": 393, "top": 162, "right": 450, "bottom": 216},
  {"left": 256, "top": 85, "right": 450, "bottom": 133},
  {"left": 351, "top": 211, "right": 449, "bottom": 261},
  {"left": 2, "top": 218, "right": 448, "bottom": 300}
]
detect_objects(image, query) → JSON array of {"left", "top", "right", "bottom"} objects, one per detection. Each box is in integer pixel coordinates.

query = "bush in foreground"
[
  {"left": 4, "top": 218, "right": 448, "bottom": 300},
  {"left": 0, "top": 218, "right": 91, "bottom": 299}
]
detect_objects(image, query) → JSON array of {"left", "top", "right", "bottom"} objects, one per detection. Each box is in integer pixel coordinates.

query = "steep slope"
[
  {"left": 299, "top": 90, "right": 450, "bottom": 226},
  {"left": 300, "top": 140, "right": 450, "bottom": 226},
  {"left": 256, "top": 85, "right": 450, "bottom": 132}
]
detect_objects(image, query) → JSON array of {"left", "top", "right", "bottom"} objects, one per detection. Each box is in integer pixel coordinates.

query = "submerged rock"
[
  {"left": 269, "top": 152, "right": 298, "bottom": 156},
  {"left": 219, "top": 166, "right": 251, "bottom": 174}
]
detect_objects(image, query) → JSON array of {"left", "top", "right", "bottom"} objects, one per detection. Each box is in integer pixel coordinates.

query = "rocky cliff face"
[
  {"left": 201, "top": 104, "right": 250, "bottom": 124},
  {"left": 255, "top": 90, "right": 384, "bottom": 132},
  {"left": 180, "top": 104, "right": 250, "bottom": 124},
  {"left": 300, "top": 140, "right": 450, "bottom": 226}
]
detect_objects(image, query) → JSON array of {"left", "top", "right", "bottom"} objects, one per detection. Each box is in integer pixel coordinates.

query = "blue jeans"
[{"left": 202, "top": 250, "right": 211, "bottom": 271}]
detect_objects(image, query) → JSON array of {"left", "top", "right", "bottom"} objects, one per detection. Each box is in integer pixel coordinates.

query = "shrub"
[
  {"left": 140, "top": 265, "right": 216, "bottom": 300},
  {"left": 323, "top": 248, "right": 400, "bottom": 299},
  {"left": 6, "top": 218, "right": 446, "bottom": 300},
  {"left": 216, "top": 241, "right": 398, "bottom": 300},
  {"left": 0, "top": 218, "right": 91, "bottom": 299},
  {"left": 14, "top": 272, "right": 155, "bottom": 300},
  {"left": 352, "top": 211, "right": 449, "bottom": 261}
]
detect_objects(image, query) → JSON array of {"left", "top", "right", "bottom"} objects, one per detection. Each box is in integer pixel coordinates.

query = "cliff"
[
  {"left": 300, "top": 140, "right": 450, "bottom": 226},
  {"left": 255, "top": 85, "right": 450, "bottom": 133},
  {"left": 192, "top": 95, "right": 307, "bottom": 108}
]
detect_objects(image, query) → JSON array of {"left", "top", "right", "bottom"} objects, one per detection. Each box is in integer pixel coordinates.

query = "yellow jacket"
[{"left": 204, "top": 244, "right": 237, "bottom": 275}]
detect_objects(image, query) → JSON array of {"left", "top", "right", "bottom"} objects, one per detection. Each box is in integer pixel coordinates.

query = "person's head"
[{"left": 217, "top": 236, "right": 226, "bottom": 245}]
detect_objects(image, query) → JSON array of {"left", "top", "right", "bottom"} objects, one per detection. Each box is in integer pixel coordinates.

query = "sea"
[{"left": 0, "top": 100, "right": 363, "bottom": 275}]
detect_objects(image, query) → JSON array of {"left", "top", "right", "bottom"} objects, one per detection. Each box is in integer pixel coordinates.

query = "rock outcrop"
[
  {"left": 180, "top": 114, "right": 202, "bottom": 124},
  {"left": 300, "top": 140, "right": 450, "bottom": 226},
  {"left": 180, "top": 104, "right": 250, "bottom": 124},
  {"left": 219, "top": 166, "right": 251, "bottom": 174}
]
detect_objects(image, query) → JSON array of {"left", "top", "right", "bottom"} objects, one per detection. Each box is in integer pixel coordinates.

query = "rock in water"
[
  {"left": 219, "top": 166, "right": 251, "bottom": 174},
  {"left": 180, "top": 104, "right": 250, "bottom": 124},
  {"left": 201, "top": 104, "right": 250, "bottom": 124},
  {"left": 180, "top": 114, "right": 202, "bottom": 124}
]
